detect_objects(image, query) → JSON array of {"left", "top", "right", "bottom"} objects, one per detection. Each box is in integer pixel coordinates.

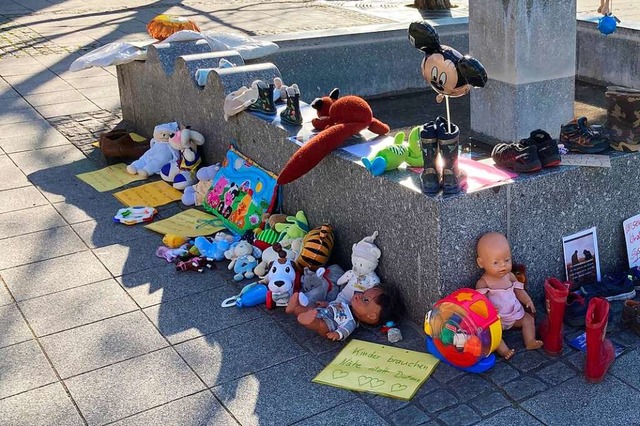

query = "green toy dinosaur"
[{"left": 361, "top": 126, "right": 423, "bottom": 176}]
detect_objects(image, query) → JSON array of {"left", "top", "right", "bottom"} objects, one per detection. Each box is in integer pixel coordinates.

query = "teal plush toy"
[{"left": 361, "top": 126, "right": 423, "bottom": 176}]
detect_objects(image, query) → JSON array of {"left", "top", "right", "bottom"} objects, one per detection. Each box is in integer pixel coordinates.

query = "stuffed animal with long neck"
[{"left": 277, "top": 88, "right": 390, "bottom": 185}]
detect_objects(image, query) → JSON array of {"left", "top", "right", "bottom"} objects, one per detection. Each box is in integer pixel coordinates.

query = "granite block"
[
  {"left": 40, "top": 311, "right": 167, "bottom": 378},
  {"left": 110, "top": 390, "right": 237, "bottom": 426},
  {"left": 12, "top": 78, "right": 75, "bottom": 96},
  {"left": 2, "top": 96, "right": 32, "bottom": 110},
  {"left": 0, "top": 108, "right": 44, "bottom": 126},
  {"left": 117, "top": 261, "right": 232, "bottom": 308},
  {"left": 476, "top": 407, "right": 544, "bottom": 425},
  {"left": 501, "top": 376, "right": 548, "bottom": 402},
  {"left": 484, "top": 361, "right": 521, "bottom": 386},
  {"left": 66, "top": 75, "right": 118, "bottom": 89},
  {"left": 148, "top": 40, "right": 213, "bottom": 75},
  {"left": 296, "top": 398, "right": 388, "bottom": 426},
  {"left": 0, "top": 123, "right": 68, "bottom": 153},
  {"left": 0, "top": 226, "right": 86, "bottom": 270},
  {"left": 0, "top": 340, "right": 57, "bottom": 399},
  {"left": 535, "top": 361, "right": 578, "bottom": 386},
  {"left": 364, "top": 393, "right": 410, "bottom": 417},
  {"left": 18, "top": 279, "right": 138, "bottom": 336},
  {"left": 431, "top": 363, "right": 466, "bottom": 384},
  {"left": 0, "top": 204, "right": 67, "bottom": 240},
  {"left": 437, "top": 404, "right": 481, "bottom": 426},
  {"left": 52, "top": 191, "right": 127, "bottom": 222},
  {"left": 176, "top": 316, "right": 305, "bottom": 386},
  {"left": 143, "top": 285, "right": 263, "bottom": 344},
  {"left": 387, "top": 404, "right": 431, "bottom": 426},
  {"left": 521, "top": 376, "right": 640, "bottom": 425},
  {"left": 610, "top": 349, "right": 640, "bottom": 390},
  {"left": 35, "top": 100, "right": 101, "bottom": 118},
  {"left": 446, "top": 374, "right": 492, "bottom": 402},
  {"left": 72, "top": 218, "right": 157, "bottom": 249},
  {"left": 0, "top": 303, "right": 33, "bottom": 349},
  {"left": 0, "top": 155, "right": 30, "bottom": 190},
  {"left": 64, "top": 348, "right": 205, "bottom": 425},
  {"left": 9, "top": 145, "right": 88, "bottom": 175},
  {"left": 92, "top": 234, "right": 164, "bottom": 277},
  {"left": 419, "top": 389, "right": 458, "bottom": 414},
  {"left": 0, "top": 382, "right": 83, "bottom": 426},
  {"left": 0, "top": 185, "right": 48, "bottom": 215},
  {"left": 0, "top": 120, "right": 54, "bottom": 139},
  {"left": 0, "top": 88, "right": 20, "bottom": 99},
  {"left": 2, "top": 250, "right": 111, "bottom": 301},
  {"left": 564, "top": 350, "right": 585, "bottom": 370},
  {"left": 508, "top": 350, "right": 549, "bottom": 373},
  {"left": 211, "top": 355, "right": 353, "bottom": 426},
  {"left": 469, "top": 392, "right": 511, "bottom": 417}
]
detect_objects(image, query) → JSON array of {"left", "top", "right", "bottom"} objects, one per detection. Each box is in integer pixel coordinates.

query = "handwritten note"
[
  {"left": 113, "top": 181, "right": 183, "bottom": 207},
  {"left": 76, "top": 163, "right": 145, "bottom": 192},
  {"left": 312, "top": 339, "right": 439, "bottom": 400},
  {"left": 624, "top": 213, "right": 640, "bottom": 268},
  {"left": 560, "top": 154, "right": 611, "bottom": 168},
  {"left": 144, "top": 209, "right": 225, "bottom": 237}
]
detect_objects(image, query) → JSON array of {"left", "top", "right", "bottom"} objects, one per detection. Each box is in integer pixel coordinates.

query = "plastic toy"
[
  {"left": 162, "top": 234, "right": 188, "bottom": 248},
  {"left": 296, "top": 223, "right": 334, "bottom": 271},
  {"left": 224, "top": 241, "right": 262, "bottom": 281},
  {"left": 193, "top": 232, "right": 238, "bottom": 261},
  {"left": 274, "top": 211, "right": 309, "bottom": 243},
  {"left": 597, "top": 0, "right": 619, "bottom": 35},
  {"left": 539, "top": 277, "right": 569, "bottom": 356},
  {"left": 408, "top": 21, "right": 487, "bottom": 103},
  {"left": 155, "top": 245, "right": 188, "bottom": 262},
  {"left": 335, "top": 231, "right": 382, "bottom": 304},
  {"left": 127, "top": 122, "right": 179, "bottom": 177},
  {"left": 277, "top": 89, "right": 390, "bottom": 185},
  {"left": 260, "top": 245, "right": 301, "bottom": 309},
  {"left": 254, "top": 239, "right": 303, "bottom": 278},
  {"left": 361, "top": 127, "right": 423, "bottom": 176},
  {"left": 113, "top": 206, "right": 157, "bottom": 225},
  {"left": 182, "top": 163, "right": 221, "bottom": 206},
  {"left": 221, "top": 282, "right": 268, "bottom": 308},
  {"left": 298, "top": 265, "right": 342, "bottom": 307},
  {"left": 160, "top": 127, "right": 205, "bottom": 190},
  {"left": 424, "top": 288, "right": 502, "bottom": 373},
  {"left": 475, "top": 232, "right": 542, "bottom": 359}
]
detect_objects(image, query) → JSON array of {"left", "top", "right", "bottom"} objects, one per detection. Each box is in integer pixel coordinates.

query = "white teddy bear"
[
  {"left": 127, "top": 122, "right": 179, "bottom": 178},
  {"left": 160, "top": 127, "right": 206, "bottom": 190},
  {"left": 335, "top": 231, "right": 382, "bottom": 304}
]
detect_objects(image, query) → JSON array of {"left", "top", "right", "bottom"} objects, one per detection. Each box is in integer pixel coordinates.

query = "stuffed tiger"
[{"left": 296, "top": 223, "right": 334, "bottom": 271}]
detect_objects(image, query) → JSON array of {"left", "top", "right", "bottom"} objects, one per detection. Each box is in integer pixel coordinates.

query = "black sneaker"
[
  {"left": 520, "top": 129, "right": 561, "bottom": 167},
  {"left": 559, "top": 117, "right": 609, "bottom": 153},
  {"left": 491, "top": 142, "right": 542, "bottom": 172}
]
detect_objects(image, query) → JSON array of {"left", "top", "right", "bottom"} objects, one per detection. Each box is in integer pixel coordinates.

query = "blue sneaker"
[
  {"left": 628, "top": 266, "right": 640, "bottom": 290},
  {"left": 580, "top": 271, "right": 637, "bottom": 301},
  {"left": 564, "top": 291, "right": 588, "bottom": 327}
]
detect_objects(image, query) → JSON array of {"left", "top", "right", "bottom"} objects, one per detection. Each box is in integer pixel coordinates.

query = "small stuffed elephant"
[{"left": 127, "top": 122, "right": 179, "bottom": 177}]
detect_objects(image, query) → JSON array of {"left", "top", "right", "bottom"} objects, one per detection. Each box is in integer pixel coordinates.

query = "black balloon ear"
[
  {"left": 408, "top": 21, "right": 442, "bottom": 54},
  {"left": 329, "top": 88, "right": 340, "bottom": 100},
  {"left": 457, "top": 56, "right": 488, "bottom": 88},
  {"left": 311, "top": 98, "right": 324, "bottom": 110}
]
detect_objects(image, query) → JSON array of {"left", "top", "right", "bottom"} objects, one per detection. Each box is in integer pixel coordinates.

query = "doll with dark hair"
[{"left": 286, "top": 286, "right": 400, "bottom": 341}]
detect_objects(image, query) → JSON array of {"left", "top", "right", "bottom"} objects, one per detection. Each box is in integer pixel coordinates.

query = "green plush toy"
[
  {"left": 274, "top": 210, "right": 310, "bottom": 243},
  {"left": 361, "top": 126, "right": 423, "bottom": 176}
]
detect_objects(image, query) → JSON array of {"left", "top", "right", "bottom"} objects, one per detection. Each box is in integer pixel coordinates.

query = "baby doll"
[
  {"left": 475, "top": 232, "right": 542, "bottom": 359},
  {"left": 335, "top": 231, "right": 381, "bottom": 304},
  {"left": 286, "top": 286, "right": 395, "bottom": 341}
]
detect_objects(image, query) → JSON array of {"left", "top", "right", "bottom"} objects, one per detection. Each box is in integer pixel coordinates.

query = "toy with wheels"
[{"left": 424, "top": 288, "right": 501, "bottom": 373}]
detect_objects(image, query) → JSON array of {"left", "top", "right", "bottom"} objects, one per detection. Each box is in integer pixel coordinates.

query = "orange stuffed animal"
[{"left": 277, "top": 89, "right": 390, "bottom": 185}]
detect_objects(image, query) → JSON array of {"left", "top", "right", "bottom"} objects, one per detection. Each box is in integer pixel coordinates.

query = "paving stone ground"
[{"left": 1, "top": 0, "right": 640, "bottom": 425}]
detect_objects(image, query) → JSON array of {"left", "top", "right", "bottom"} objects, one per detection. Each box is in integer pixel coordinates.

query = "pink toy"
[{"left": 207, "top": 175, "right": 229, "bottom": 207}]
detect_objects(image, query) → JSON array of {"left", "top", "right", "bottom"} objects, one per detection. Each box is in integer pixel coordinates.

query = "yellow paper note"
[
  {"left": 113, "top": 181, "right": 183, "bottom": 207},
  {"left": 129, "top": 132, "right": 147, "bottom": 142},
  {"left": 91, "top": 140, "right": 99, "bottom": 148},
  {"left": 145, "top": 209, "right": 225, "bottom": 237},
  {"left": 76, "top": 163, "right": 145, "bottom": 192},
  {"left": 312, "top": 339, "right": 439, "bottom": 400}
]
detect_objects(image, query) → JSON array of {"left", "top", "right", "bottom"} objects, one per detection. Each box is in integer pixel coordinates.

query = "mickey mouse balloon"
[{"left": 409, "top": 21, "right": 487, "bottom": 103}]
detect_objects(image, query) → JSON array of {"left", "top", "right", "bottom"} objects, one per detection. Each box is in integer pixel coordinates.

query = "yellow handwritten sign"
[
  {"left": 145, "top": 209, "right": 225, "bottom": 237},
  {"left": 312, "top": 339, "right": 439, "bottom": 400},
  {"left": 76, "top": 163, "right": 145, "bottom": 192},
  {"left": 113, "top": 181, "right": 183, "bottom": 207}
]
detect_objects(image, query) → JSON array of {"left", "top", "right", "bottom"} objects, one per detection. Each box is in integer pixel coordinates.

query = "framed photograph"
[{"left": 562, "top": 227, "right": 601, "bottom": 290}]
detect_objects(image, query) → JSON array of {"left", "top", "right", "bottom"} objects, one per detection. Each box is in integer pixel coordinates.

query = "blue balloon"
[{"left": 598, "top": 15, "right": 617, "bottom": 35}]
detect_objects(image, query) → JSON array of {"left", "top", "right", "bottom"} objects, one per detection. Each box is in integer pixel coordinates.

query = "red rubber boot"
[
  {"left": 585, "top": 297, "right": 615, "bottom": 383},
  {"left": 538, "top": 277, "right": 569, "bottom": 356}
]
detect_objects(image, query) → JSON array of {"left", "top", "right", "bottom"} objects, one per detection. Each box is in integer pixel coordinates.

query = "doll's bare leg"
[
  {"left": 496, "top": 340, "right": 515, "bottom": 360},
  {"left": 297, "top": 310, "right": 331, "bottom": 337},
  {"left": 514, "top": 313, "right": 543, "bottom": 350},
  {"left": 598, "top": 0, "right": 610, "bottom": 15},
  {"left": 286, "top": 292, "right": 312, "bottom": 316}
]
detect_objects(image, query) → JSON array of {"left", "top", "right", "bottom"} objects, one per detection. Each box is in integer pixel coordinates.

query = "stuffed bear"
[
  {"left": 127, "top": 122, "right": 179, "bottom": 177},
  {"left": 181, "top": 163, "right": 221, "bottom": 206},
  {"left": 225, "top": 241, "right": 262, "bottom": 281},
  {"left": 160, "top": 127, "right": 206, "bottom": 190}
]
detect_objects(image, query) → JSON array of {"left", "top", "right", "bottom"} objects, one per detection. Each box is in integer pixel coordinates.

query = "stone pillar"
[{"left": 469, "top": 0, "right": 577, "bottom": 143}]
